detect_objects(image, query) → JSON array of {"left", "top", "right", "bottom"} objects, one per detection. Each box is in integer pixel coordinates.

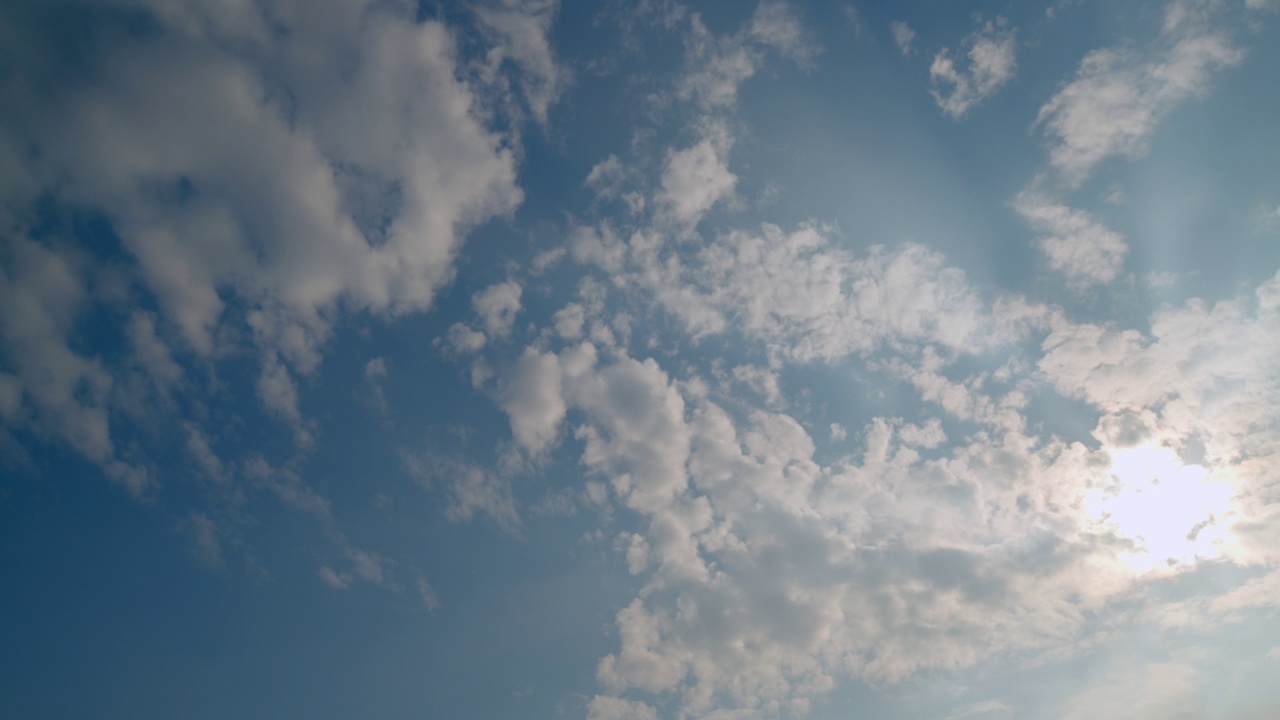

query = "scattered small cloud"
[
  {"left": 931, "top": 18, "right": 1017, "bottom": 118},
  {"left": 891, "top": 21, "right": 916, "bottom": 56},
  {"left": 1036, "top": 3, "right": 1243, "bottom": 184},
  {"left": 1015, "top": 192, "right": 1128, "bottom": 287}
]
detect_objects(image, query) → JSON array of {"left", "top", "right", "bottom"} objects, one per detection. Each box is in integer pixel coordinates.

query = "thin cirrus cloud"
[{"left": 2, "top": 1, "right": 1280, "bottom": 719}]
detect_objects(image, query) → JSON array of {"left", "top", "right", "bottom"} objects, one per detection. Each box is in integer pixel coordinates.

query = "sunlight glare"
[{"left": 1086, "top": 442, "right": 1235, "bottom": 574}]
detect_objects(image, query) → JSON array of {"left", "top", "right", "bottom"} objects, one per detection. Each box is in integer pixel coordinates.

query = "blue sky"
[{"left": 2, "top": 0, "right": 1280, "bottom": 718}]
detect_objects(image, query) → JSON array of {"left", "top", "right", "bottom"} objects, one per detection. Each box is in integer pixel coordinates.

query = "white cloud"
[
  {"left": 473, "top": 280, "right": 523, "bottom": 339},
  {"left": 445, "top": 323, "right": 488, "bottom": 355},
  {"left": 0, "top": 236, "right": 148, "bottom": 495},
  {"left": 445, "top": 464, "right": 522, "bottom": 536},
  {"left": 484, "top": 230, "right": 1280, "bottom": 715},
  {"left": 748, "top": 2, "right": 817, "bottom": 67},
  {"left": 474, "top": 0, "right": 566, "bottom": 125},
  {"left": 320, "top": 545, "right": 396, "bottom": 591},
  {"left": 587, "top": 695, "right": 659, "bottom": 720},
  {"left": 1039, "top": 270, "right": 1280, "bottom": 563},
  {"left": 1015, "top": 193, "right": 1128, "bottom": 287},
  {"left": 127, "top": 311, "right": 183, "bottom": 399},
  {"left": 586, "top": 155, "right": 629, "bottom": 202},
  {"left": 483, "top": 331, "right": 1156, "bottom": 715},
  {"left": 732, "top": 364, "right": 782, "bottom": 406},
  {"left": 184, "top": 422, "right": 230, "bottom": 487},
  {"left": 657, "top": 127, "right": 737, "bottom": 228},
  {"left": 891, "top": 21, "right": 916, "bottom": 56},
  {"left": 553, "top": 302, "right": 587, "bottom": 340},
  {"left": 417, "top": 577, "right": 442, "bottom": 613},
  {"left": 499, "top": 346, "right": 568, "bottom": 455},
  {"left": 931, "top": 19, "right": 1017, "bottom": 118},
  {"left": 679, "top": 2, "right": 817, "bottom": 110},
  {"left": 1257, "top": 203, "right": 1280, "bottom": 233},
  {"left": 1036, "top": 4, "right": 1243, "bottom": 184},
  {"left": 244, "top": 455, "right": 332, "bottom": 519},
  {"left": 0, "top": 0, "right": 525, "bottom": 446}
]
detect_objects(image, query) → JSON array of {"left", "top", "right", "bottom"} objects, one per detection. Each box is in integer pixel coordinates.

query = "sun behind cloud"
[{"left": 1087, "top": 441, "right": 1236, "bottom": 574}]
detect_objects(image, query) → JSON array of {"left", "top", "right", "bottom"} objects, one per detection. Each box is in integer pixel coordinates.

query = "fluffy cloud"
[
  {"left": 1015, "top": 193, "right": 1128, "bottom": 287},
  {"left": 484, "top": 329, "right": 1163, "bottom": 714},
  {"left": 487, "top": 213, "right": 1280, "bottom": 715},
  {"left": 0, "top": 236, "right": 148, "bottom": 495},
  {"left": 931, "top": 19, "right": 1017, "bottom": 118},
  {"left": 573, "top": 220, "right": 1000, "bottom": 364},
  {"left": 657, "top": 126, "right": 738, "bottom": 228},
  {"left": 1036, "top": 1, "right": 1243, "bottom": 184},
  {"left": 0, "top": 0, "right": 539, "bottom": 484}
]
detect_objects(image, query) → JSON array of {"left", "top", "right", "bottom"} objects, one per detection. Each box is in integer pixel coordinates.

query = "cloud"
[
  {"left": 1036, "top": 2, "right": 1243, "bottom": 184},
  {"left": 0, "top": 0, "right": 527, "bottom": 464},
  {"left": 481, "top": 328, "right": 1159, "bottom": 715},
  {"left": 417, "top": 577, "right": 442, "bottom": 613},
  {"left": 657, "top": 125, "right": 737, "bottom": 228},
  {"left": 587, "top": 695, "right": 659, "bottom": 720},
  {"left": 184, "top": 513, "right": 225, "bottom": 569},
  {"left": 679, "top": 2, "right": 818, "bottom": 111},
  {"left": 473, "top": 280, "right": 524, "bottom": 339},
  {"left": 931, "top": 19, "right": 1017, "bottom": 118},
  {"left": 0, "top": 236, "right": 149, "bottom": 495},
  {"left": 474, "top": 0, "right": 567, "bottom": 125},
  {"left": 445, "top": 464, "right": 522, "bottom": 536},
  {"left": 489, "top": 198, "right": 1280, "bottom": 715},
  {"left": 1015, "top": 193, "right": 1128, "bottom": 287},
  {"left": 891, "top": 21, "right": 916, "bottom": 56}
]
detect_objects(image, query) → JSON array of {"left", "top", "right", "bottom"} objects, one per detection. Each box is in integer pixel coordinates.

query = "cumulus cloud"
[
  {"left": 494, "top": 203, "right": 1280, "bottom": 715},
  {"left": 1036, "top": 1, "right": 1243, "bottom": 184},
  {"left": 482, "top": 327, "right": 1162, "bottom": 714},
  {"left": 931, "top": 19, "right": 1017, "bottom": 118},
  {"left": 656, "top": 126, "right": 737, "bottom": 228},
  {"left": 0, "top": 0, "right": 547, "bottom": 515},
  {"left": 0, "top": 0, "right": 533, "bottom": 475}
]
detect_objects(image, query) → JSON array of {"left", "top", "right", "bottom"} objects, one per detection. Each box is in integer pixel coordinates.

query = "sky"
[{"left": 1, "top": 0, "right": 1280, "bottom": 718}]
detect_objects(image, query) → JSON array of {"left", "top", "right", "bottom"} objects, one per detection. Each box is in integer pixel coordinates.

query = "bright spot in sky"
[{"left": 1087, "top": 442, "right": 1235, "bottom": 574}]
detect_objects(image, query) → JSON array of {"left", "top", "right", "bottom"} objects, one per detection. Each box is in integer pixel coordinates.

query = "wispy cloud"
[
  {"left": 931, "top": 18, "right": 1017, "bottom": 118},
  {"left": 1036, "top": 2, "right": 1243, "bottom": 184}
]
